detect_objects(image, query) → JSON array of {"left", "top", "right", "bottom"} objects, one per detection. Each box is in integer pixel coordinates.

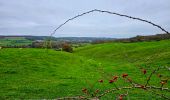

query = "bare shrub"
[{"left": 62, "top": 43, "right": 73, "bottom": 53}]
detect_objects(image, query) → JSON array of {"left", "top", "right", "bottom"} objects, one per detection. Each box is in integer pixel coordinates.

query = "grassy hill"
[
  {"left": 75, "top": 40, "right": 170, "bottom": 99},
  {"left": 0, "top": 37, "right": 32, "bottom": 46},
  {"left": 0, "top": 40, "right": 170, "bottom": 99},
  {"left": 0, "top": 49, "right": 101, "bottom": 99},
  {"left": 75, "top": 40, "right": 170, "bottom": 67}
]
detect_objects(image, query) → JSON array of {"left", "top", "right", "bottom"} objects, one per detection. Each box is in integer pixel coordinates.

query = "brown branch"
[
  {"left": 50, "top": 9, "right": 169, "bottom": 37},
  {"left": 57, "top": 96, "right": 89, "bottom": 100},
  {"left": 57, "top": 96, "right": 100, "bottom": 100},
  {"left": 97, "top": 85, "right": 169, "bottom": 98},
  {"left": 121, "top": 91, "right": 129, "bottom": 97},
  {"left": 56, "top": 86, "right": 170, "bottom": 100}
]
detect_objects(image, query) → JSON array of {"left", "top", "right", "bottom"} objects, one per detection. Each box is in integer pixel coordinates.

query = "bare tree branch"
[
  {"left": 97, "top": 85, "right": 170, "bottom": 99},
  {"left": 57, "top": 96, "right": 88, "bottom": 100},
  {"left": 50, "top": 9, "right": 169, "bottom": 37}
]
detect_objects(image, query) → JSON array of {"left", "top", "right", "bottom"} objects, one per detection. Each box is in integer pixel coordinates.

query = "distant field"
[
  {"left": 0, "top": 37, "right": 32, "bottom": 46},
  {"left": 0, "top": 40, "right": 170, "bottom": 99}
]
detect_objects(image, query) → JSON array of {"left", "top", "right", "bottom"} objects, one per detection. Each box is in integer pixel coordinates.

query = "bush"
[{"left": 62, "top": 43, "right": 73, "bottom": 53}]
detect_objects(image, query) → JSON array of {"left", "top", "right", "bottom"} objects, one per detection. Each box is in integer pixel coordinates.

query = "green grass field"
[
  {"left": 0, "top": 37, "right": 32, "bottom": 46},
  {"left": 0, "top": 40, "right": 170, "bottom": 99}
]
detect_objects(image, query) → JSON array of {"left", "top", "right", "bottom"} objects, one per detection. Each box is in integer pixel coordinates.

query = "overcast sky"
[{"left": 0, "top": 0, "right": 170, "bottom": 38}]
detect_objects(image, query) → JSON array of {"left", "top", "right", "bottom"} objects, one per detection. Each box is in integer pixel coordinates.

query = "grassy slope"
[
  {"left": 0, "top": 49, "right": 100, "bottom": 99},
  {"left": 74, "top": 40, "right": 170, "bottom": 99},
  {"left": 75, "top": 40, "right": 170, "bottom": 70},
  {"left": 0, "top": 40, "right": 170, "bottom": 99}
]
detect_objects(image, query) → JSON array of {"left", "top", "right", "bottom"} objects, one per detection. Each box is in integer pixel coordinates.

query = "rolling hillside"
[
  {"left": 0, "top": 40, "right": 170, "bottom": 99},
  {"left": 0, "top": 49, "right": 102, "bottom": 99},
  {"left": 0, "top": 37, "right": 32, "bottom": 46},
  {"left": 75, "top": 40, "right": 170, "bottom": 67}
]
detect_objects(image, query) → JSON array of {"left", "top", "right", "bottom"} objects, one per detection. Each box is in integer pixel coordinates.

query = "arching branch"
[{"left": 50, "top": 9, "right": 169, "bottom": 37}]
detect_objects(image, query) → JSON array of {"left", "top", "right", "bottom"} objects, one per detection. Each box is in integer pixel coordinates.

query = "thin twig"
[
  {"left": 57, "top": 96, "right": 89, "bottom": 100},
  {"left": 149, "top": 89, "right": 170, "bottom": 100},
  {"left": 97, "top": 85, "right": 169, "bottom": 98},
  {"left": 145, "top": 67, "right": 160, "bottom": 87}
]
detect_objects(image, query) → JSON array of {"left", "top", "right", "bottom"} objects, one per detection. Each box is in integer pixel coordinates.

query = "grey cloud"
[{"left": 0, "top": 0, "right": 169, "bottom": 38}]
